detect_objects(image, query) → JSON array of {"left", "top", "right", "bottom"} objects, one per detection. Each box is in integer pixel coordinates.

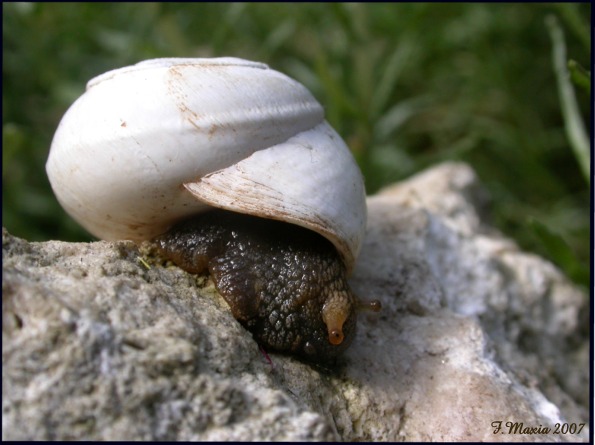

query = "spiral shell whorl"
[{"left": 46, "top": 57, "right": 366, "bottom": 272}]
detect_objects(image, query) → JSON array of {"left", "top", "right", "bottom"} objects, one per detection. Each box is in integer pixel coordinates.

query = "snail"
[{"left": 46, "top": 57, "right": 380, "bottom": 363}]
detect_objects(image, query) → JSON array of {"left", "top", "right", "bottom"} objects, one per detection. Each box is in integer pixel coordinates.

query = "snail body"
[
  {"left": 155, "top": 210, "right": 357, "bottom": 362},
  {"left": 46, "top": 57, "right": 377, "bottom": 363}
]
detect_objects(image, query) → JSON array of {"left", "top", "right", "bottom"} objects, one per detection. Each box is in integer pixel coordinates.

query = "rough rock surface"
[{"left": 2, "top": 162, "right": 590, "bottom": 441}]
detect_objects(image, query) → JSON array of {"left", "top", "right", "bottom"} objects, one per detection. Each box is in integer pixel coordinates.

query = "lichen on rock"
[{"left": 2, "top": 162, "right": 589, "bottom": 441}]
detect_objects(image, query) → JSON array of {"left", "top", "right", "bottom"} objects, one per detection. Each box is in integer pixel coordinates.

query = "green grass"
[{"left": 2, "top": 3, "right": 591, "bottom": 289}]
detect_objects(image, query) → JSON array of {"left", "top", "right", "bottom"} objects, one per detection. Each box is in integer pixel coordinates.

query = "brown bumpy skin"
[{"left": 154, "top": 210, "right": 358, "bottom": 363}]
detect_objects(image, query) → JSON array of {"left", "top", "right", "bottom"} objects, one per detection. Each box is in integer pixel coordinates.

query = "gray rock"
[{"left": 2, "top": 162, "right": 589, "bottom": 441}]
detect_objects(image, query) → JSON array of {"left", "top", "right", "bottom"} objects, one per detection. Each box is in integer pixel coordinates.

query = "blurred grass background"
[{"left": 2, "top": 3, "right": 591, "bottom": 289}]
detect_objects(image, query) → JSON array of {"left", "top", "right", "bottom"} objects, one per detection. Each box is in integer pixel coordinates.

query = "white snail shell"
[{"left": 46, "top": 58, "right": 366, "bottom": 273}]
